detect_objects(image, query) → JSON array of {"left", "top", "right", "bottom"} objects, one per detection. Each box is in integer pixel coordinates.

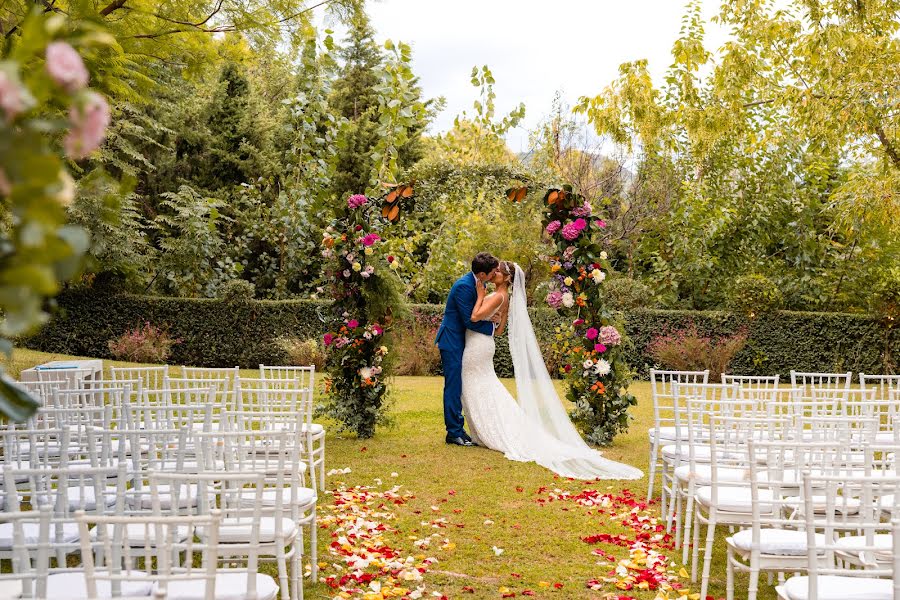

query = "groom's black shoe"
[{"left": 445, "top": 435, "right": 475, "bottom": 447}]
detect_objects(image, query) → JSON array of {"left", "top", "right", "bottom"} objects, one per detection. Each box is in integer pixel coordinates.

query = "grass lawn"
[{"left": 6, "top": 348, "right": 772, "bottom": 600}]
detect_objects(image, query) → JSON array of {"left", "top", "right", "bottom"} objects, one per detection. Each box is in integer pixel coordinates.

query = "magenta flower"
[
  {"left": 347, "top": 319, "right": 359, "bottom": 329},
  {"left": 545, "top": 220, "right": 561, "bottom": 235},
  {"left": 571, "top": 202, "right": 592, "bottom": 217},
  {"left": 585, "top": 327, "right": 599, "bottom": 341},
  {"left": 373, "top": 325, "right": 383, "bottom": 335},
  {"left": 573, "top": 218, "right": 587, "bottom": 230},
  {"left": 347, "top": 194, "right": 368, "bottom": 209},
  {"left": 64, "top": 92, "right": 110, "bottom": 159},
  {"left": 46, "top": 42, "right": 89, "bottom": 92},
  {"left": 561, "top": 222, "right": 581, "bottom": 241},
  {"left": 546, "top": 290, "right": 563, "bottom": 309},
  {"left": 595, "top": 219, "right": 607, "bottom": 228},
  {"left": 323, "top": 333, "right": 334, "bottom": 346},
  {"left": 0, "top": 69, "right": 29, "bottom": 123},
  {"left": 594, "top": 343, "right": 607, "bottom": 353},
  {"left": 599, "top": 325, "right": 622, "bottom": 346},
  {"left": 573, "top": 318, "right": 585, "bottom": 327},
  {"left": 361, "top": 233, "right": 381, "bottom": 247}
]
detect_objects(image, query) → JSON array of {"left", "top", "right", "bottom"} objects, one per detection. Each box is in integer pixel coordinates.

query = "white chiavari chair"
[
  {"left": 647, "top": 368, "right": 709, "bottom": 503},
  {"left": 776, "top": 474, "right": 900, "bottom": 600},
  {"left": 110, "top": 366, "right": 169, "bottom": 392},
  {"left": 860, "top": 373, "right": 900, "bottom": 402},
  {"left": 722, "top": 374, "right": 780, "bottom": 390},
  {"left": 163, "top": 377, "right": 230, "bottom": 428},
  {"left": 725, "top": 439, "right": 863, "bottom": 600},
  {"left": 0, "top": 506, "right": 52, "bottom": 599},
  {"left": 77, "top": 509, "right": 222, "bottom": 600},
  {"left": 180, "top": 367, "right": 239, "bottom": 412},
  {"left": 149, "top": 471, "right": 281, "bottom": 600},
  {"left": 258, "top": 366, "right": 325, "bottom": 491}
]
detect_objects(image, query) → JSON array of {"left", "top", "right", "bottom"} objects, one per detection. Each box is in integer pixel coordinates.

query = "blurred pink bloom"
[
  {"left": 571, "top": 202, "right": 592, "bottom": 217},
  {"left": 573, "top": 218, "right": 587, "bottom": 230},
  {"left": 46, "top": 42, "right": 89, "bottom": 92},
  {"left": 594, "top": 343, "right": 607, "bottom": 353},
  {"left": 545, "top": 220, "right": 561, "bottom": 235},
  {"left": 64, "top": 92, "right": 110, "bottom": 159},
  {"left": 585, "top": 327, "right": 599, "bottom": 341},
  {"left": 0, "top": 70, "right": 27, "bottom": 122},
  {"left": 323, "top": 333, "right": 334, "bottom": 346},
  {"left": 347, "top": 319, "right": 359, "bottom": 329},
  {"left": 595, "top": 219, "right": 607, "bottom": 228},
  {"left": 546, "top": 290, "right": 563, "bottom": 309},
  {"left": 347, "top": 194, "right": 367, "bottom": 209},
  {"left": 599, "top": 325, "right": 622, "bottom": 346},
  {"left": 561, "top": 222, "right": 581, "bottom": 241}
]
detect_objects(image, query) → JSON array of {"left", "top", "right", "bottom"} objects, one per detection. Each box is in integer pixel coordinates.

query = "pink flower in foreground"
[
  {"left": 0, "top": 69, "right": 28, "bottom": 123},
  {"left": 561, "top": 222, "right": 581, "bottom": 241},
  {"left": 573, "top": 318, "right": 585, "bottom": 327},
  {"left": 594, "top": 343, "right": 607, "bottom": 353},
  {"left": 323, "top": 333, "right": 334, "bottom": 346},
  {"left": 361, "top": 233, "right": 381, "bottom": 247},
  {"left": 585, "top": 327, "right": 599, "bottom": 341},
  {"left": 545, "top": 220, "right": 561, "bottom": 235},
  {"left": 546, "top": 290, "right": 563, "bottom": 309},
  {"left": 347, "top": 319, "right": 359, "bottom": 329},
  {"left": 46, "top": 42, "right": 89, "bottom": 92},
  {"left": 599, "top": 325, "right": 622, "bottom": 346},
  {"left": 64, "top": 92, "right": 110, "bottom": 159},
  {"left": 573, "top": 218, "right": 587, "bottom": 231},
  {"left": 347, "top": 194, "right": 367, "bottom": 209},
  {"left": 372, "top": 325, "right": 383, "bottom": 335}
]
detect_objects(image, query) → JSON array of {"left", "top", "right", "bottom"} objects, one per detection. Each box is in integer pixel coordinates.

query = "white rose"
[
  {"left": 562, "top": 292, "right": 574, "bottom": 308},
  {"left": 600, "top": 251, "right": 608, "bottom": 260},
  {"left": 359, "top": 367, "right": 373, "bottom": 379},
  {"left": 594, "top": 359, "right": 611, "bottom": 376}
]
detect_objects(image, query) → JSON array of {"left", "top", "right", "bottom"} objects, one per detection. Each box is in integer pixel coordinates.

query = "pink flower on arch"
[
  {"left": 571, "top": 202, "right": 592, "bottom": 217},
  {"left": 599, "top": 325, "right": 622, "bottom": 346},
  {"left": 594, "top": 343, "right": 607, "bottom": 353},
  {"left": 64, "top": 92, "right": 110, "bottom": 159},
  {"left": 546, "top": 290, "right": 563, "bottom": 309},
  {"left": 323, "top": 333, "right": 334, "bottom": 346},
  {"left": 347, "top": 194, "right": 368, "bottom": 209},
  {"left": 573, "top": 218, "right": 587, "bottom": 231},
  {"left": 561, "top": 222, "right": 581, "bottom": 241},
  {"left": 585, "top": 327, "right": 599, "bottom": 341},
  {"left": 573, "top": 318, "right": 585, "bottom": 327},
  {"left": 361, "top": 233, "right": 381, "bottom": 247},
  {"left": 545, "top": 220, "right": 561, "bottom": 235},
  {"left": 46, "top": 42, "right": 89, "bottom": 92},
  {"left": 347, "top": 319, "right": 359, "bottom": 329},
  {"left": 0, "top": 69, "right": 29, "bottom": 123},
  {"left": 595, "top": 219, "right": 607, "bottom": 228}
]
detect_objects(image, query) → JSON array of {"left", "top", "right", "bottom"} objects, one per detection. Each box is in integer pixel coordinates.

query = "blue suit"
[{"left": 435, "top": 273, "right": 495, "bottom": 438}]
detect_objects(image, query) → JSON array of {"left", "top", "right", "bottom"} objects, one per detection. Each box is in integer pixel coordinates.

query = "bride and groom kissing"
[{"left": 434, "top": 252, "right": 642, "bottom": 480}]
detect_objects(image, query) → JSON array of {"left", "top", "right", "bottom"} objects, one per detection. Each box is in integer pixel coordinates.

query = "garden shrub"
[
  {"left": 603, "top": 277, "right": 655, "bottom": 310},
  {"left": 107, "top": 322, "right": 180, "bottom": 363},
  {"left": 220, "top": 279, "right": 256, "bottom": 302},
  {"left": 275, "top": 337, "right": 326, "bottom": 371},
  {"left": 726, "top": 274, "right": 783, "bottom": 317},
  {"left": 392, "top": 309, "right": 442, "bottom": 376},
  {"left": 645, "top": 323, "right": 748, "bottom": 381}
]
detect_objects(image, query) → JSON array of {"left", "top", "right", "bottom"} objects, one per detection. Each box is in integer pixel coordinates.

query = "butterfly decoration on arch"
[
  {"left": 380, "top": 182, "right": 414, "bottom": 222},
  {"left": 505, "top": 185, "right": 528, "bottom": 203}
]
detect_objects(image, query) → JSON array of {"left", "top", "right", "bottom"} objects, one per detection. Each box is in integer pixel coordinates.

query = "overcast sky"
[{"left": 353, "top": 0, "right": 730, "bottom": 151}]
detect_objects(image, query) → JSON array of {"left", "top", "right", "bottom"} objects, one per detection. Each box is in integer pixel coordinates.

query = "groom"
[{"left": 435, "top": 252, "right": 500, "bottom": 447}]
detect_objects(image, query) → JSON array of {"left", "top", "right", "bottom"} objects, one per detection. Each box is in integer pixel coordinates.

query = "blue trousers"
[{"left": 440, "top": 349, "right": 465, "bottom": 438}]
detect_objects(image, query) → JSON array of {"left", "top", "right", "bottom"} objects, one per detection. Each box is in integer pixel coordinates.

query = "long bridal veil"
[{"left": 508, "top": 264, "right": 642, "bottom": 480}]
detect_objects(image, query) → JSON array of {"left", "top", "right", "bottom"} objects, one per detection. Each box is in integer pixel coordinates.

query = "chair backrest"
[
  {"left": 789, "top": 370, "right": 852, "bottom": 391},
  {"left": 234, "top": 377, "right": 307, "bottom": 421},
  {"left": 799, "top": 473, "right": 900, "bottom": 598},
  {"left": 649, "top": 369, "right": 710, "bottom": 432},
  {"left": 860, "top": 373, "right": 900, "bottom": 403},
  {"left": 126, "top": 402, "right": 213, "bottom": 434},
  {"left": 0, "top": 507, "right": 52, "bottom": 599},
  {"left": 180, "top": 366, "right": 239, "bottom": 391},
  {"left": 76, "top": 509, "right": 221, "bottom": 600},
  {"left": 259, "top": 364, "right": 315, "bottom": 389},
  {"left": 164, "top": 376, "right": 233, "bottom": 413},
  {"left": 110, "top": 366, "right": 169, "bottom": 391},
  {"left": 721, "top": 374, "right": 780, "bottom": 390}
]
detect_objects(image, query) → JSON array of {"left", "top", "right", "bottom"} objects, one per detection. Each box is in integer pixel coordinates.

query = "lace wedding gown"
[{"left": 460, "top": 303, "right": 642, "bottom": 480}]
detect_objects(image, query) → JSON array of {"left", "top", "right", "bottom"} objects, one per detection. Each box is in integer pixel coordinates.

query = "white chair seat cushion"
[
  {"left": 0, "top": 580, "right": 22, "bottom": 599},
  {"left": 130, "top": 484, "right": 200, "bottom": 510},
  {"left": 874, "top": 432, "right": 897, "bottom": 443},
  {"left": 0, "top": 522, "right": 80, "bottom": 549},
  {"left": 674, "top": 464, "right": 747, "bottom": 484},
  {"left": 784, "top": 495, "right": 861, "bottom": 514},
  {"left": 303, "top": 423, "right": 324, "bottom": 436},
  {"left": 779, "top": 575, "right": 893, "bottom": 600},
  {"left": 730, "top": 528, "right": 825, "bottom": 556},
  {"left": 204, "top": 517, "right": 297, "bottom": 544},
  {"left": 661, "top": 444, "right": 739, "bottom": 462},
  {"left": 90, "top": 523, "right": 190, "bottom": 546},
  {"left": 259, "top": 487, "right": 316, "bottom": 507},
  {"left": 55, "top": 485, "right": 119, "bottom": 511},
  {"left": 835, "top": 533, "right": 893, "bottom": 561},
  {"left": 158, "top": 572, "right": 278, "bottom": 600},
  {"left": 696, "top": 486, "right": 774, "bottom": 513},
  {"left": 46, "top": 571, "right": 152, "bottom": 598},
  {"left": 649, "top": 426, "right": 710, "bottom": 442}
]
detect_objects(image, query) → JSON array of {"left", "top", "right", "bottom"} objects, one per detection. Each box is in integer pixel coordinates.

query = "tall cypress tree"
[{"left": 329, "top": 12, "right": 383, "bottom": 198}]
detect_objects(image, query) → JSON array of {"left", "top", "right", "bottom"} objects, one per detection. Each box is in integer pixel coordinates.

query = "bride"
[{"left": 461, "top": 261, "right": 642, "bottom": 480}]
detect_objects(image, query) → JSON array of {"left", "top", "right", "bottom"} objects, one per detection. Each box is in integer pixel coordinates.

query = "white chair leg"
[
  {"left": 673, "top": 488, "right": 683, "bottom": 548},
  {"left": 691, "top": 510, "right": 702, "bottom": 582},
  {"left": 747, "top": 561, "right": 760, "bottom": 600},
  {"left": 309, "top": 508, "right": 318, "bottom": 583},
  {"left": 682, "top": 492, "right": 695, "bottom": 565},
  {"left": 700, "top": 510, "right": 717, "bottom": 600},
  {"left": 647, "top": 441, "right": 658, "bottom": 501},
  {"left": 726, "top": 546, "right": 735, "bottom": 600}
]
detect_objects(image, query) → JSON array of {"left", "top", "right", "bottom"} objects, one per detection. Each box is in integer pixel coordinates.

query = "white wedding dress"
[{"left": 460, "top": 265, "right": 642, "bottom": 480}]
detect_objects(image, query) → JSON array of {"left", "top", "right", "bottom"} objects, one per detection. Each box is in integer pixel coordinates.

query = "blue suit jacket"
[{"left": 435, "top": 273, "right": 494, "bottom": 353}]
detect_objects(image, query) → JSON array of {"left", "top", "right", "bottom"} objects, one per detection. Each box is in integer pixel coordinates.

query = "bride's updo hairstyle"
[{"left": 500, "top": 261, "right": 516, "bottom": 285}]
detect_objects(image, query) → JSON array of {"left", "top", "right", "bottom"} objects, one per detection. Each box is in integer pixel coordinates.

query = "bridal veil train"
[{"left": 460, "top": 264, "right": 642, "bottom": 480}]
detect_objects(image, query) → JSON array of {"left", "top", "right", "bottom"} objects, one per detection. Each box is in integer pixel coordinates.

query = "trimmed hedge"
[{"left": 22, "top": 291, "right": 899, "bottom": 379}]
